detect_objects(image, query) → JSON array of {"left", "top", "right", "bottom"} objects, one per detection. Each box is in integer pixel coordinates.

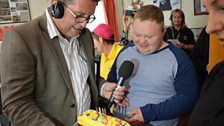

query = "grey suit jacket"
[{"left": 0, "top": 13, "right": 99, "bottom": 126}]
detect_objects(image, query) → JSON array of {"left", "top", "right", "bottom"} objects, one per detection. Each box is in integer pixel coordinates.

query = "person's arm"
[
  {"left": 1, "top": 30, "right": 60, "bottom": 126},
  {"left": 174, "top": 42, "right": 194, "bottom": 51},
  {"left": 100, "top": 53, "right": 129, "bottom": 106},
  {"left": 190, "top": 27, "right": 209, "bottom": 90},
  {"left": 163, "top": 27, "right": 170, "bottom": 42},
  {"left": 183, "top": 44, "right": 194, "bottom": 51},
  {"left": 177, "top": 28, "right": 195, "bottom": 51},
  {"left": 119, "top": 14, "right": 134, "bottom": 46},
  {"left": 140, "top": 51, "right": 198, "bottom": 123},
  {"left": 122, "top": 15, "right": 132, "bottom": 34}
]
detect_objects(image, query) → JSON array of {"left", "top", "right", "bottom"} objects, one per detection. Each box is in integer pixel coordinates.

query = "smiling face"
[
  {"left": 170, "top": 9, "right": 185, "bottom": 29},
  {"left": 131, "top": 5, "right": 166, "bottom": 54},
  {"left": 131, "top": 19, "right": 165, "bottom": 54},
  {"left": 203, "top": 0, "right": 224, "bottom": 46},
  {"left": 53, "top": 0, "right": 97, "bottom": 40},
  {"left": 172, "top": 12, "right": 183, "bottom": 27}
]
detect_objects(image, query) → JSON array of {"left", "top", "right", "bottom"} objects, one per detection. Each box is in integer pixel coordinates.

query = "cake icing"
[{"left": 78, "top": 109, "right": 130, "bottom": 126}]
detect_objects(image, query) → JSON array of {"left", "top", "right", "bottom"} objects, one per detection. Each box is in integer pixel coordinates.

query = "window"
[{"left": 87, "top": 1, "right": 106, "bottom": 31}]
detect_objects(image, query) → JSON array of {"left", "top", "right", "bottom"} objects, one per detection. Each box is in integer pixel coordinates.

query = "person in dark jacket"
[
  {"left": 189, "top": 0, "right": 224, "bottom": 125},
  {"left": 191, "top": 26, "right": 209, "bottom": 92},
  {"left": 164, "top": 9, "right": 195, "bottom": 56},
  {"left": 0, "top": 0, "right": 121, "bottom": 125}
]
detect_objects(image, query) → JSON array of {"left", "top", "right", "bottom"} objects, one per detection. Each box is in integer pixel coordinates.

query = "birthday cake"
[{"left": 78, "top": 109, "right": 130, "bottom": 126}]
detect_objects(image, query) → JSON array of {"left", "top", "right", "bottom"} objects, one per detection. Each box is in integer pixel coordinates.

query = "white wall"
[
  {"left": 114, "top": 1, "right": 124, "bottom": 33},
  {"left": 28, "top": 0, "right": 51, "bottom": 19},
  {"left": 0, "top": 0, "right": 51, "bottom": 28},
  {"left": 0, "top": 0, "right": 208, "bottom": 32},
  {"left": 116, "top": 0, "right": 208, "bottom": 31},
  {"left": 181, "top": 0, "right": 207, "bottom": 28}
]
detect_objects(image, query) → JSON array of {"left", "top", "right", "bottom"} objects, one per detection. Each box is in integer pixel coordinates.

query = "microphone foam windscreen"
[{"left": 118, "top": 60, "right": 134, "bottom": 79}]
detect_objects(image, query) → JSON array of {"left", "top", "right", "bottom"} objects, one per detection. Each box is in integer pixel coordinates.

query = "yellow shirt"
[{"left": 100, "top": 43, "right": 123, "bottom": 80}]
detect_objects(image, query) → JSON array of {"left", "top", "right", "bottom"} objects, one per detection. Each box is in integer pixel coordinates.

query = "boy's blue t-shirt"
[{"left": 108, "top": 43, "right": 198, "bottom": 126}]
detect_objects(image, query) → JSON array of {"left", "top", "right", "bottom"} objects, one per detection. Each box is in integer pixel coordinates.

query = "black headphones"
[
  {"left": 169, "top": 11, "right": 173, "bottom": 21},
  {"left": 51, "top": 1, "right": 64, "bottom": 19}
]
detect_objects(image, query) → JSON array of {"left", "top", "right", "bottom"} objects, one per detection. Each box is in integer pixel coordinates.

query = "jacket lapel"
[
  {"left": 39, "top": 13, "right": 98, "bottom": 106},
  {"left": 79, "top": 29, "right": 99, "bottom": 106},
  {"left": 39, "top": 14, "right": 75, "bottom": 98}
]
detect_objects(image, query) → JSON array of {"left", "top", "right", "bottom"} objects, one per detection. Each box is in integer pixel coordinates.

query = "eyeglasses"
[{"left": 65, "top": 5, "right": 96, "bottom": 23}]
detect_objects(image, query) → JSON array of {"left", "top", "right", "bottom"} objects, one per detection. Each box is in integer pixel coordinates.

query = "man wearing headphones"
[{"left": 0, "top": 0, "right": 126, "bottom": 125}]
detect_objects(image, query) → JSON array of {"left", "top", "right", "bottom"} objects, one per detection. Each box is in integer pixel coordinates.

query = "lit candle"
[
  {"left": 98, "top": 107, "right": 101, "bottom": 116},
  {"left": 102, "top": 108, "right": 104, "bottom": 118},
  {"left": 104, "top": 108, "right": 107, "bottom": 117}
]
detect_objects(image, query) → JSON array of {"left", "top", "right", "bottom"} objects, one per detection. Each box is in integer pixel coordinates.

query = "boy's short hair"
[{"left": 134, "top": 5, "right": 164, "bottom": 26}]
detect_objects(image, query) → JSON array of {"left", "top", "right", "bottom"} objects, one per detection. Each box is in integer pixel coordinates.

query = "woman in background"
[{"left": 164, "top": 9, "right": 195, "bottom": 56}]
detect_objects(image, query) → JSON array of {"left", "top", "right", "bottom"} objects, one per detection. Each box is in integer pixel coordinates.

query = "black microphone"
[{"left": 107, "top": 60, "right": 134, "bottom": 109}]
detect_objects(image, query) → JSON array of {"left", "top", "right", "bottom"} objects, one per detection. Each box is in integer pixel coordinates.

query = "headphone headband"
[{"left": 51, "top": 1, "right": 64, "bottom": 18}]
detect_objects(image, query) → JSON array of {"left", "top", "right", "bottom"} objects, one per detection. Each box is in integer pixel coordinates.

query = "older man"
[{"left": 1, "top": 0, "right": 99, "bottom": 125}]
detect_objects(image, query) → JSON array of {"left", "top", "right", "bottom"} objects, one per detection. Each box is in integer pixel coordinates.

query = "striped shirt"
[{"left": 45, "top": 10, "right": 91, "bottom": 115}]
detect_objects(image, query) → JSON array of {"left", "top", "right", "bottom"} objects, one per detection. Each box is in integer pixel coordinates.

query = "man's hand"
[
  {"left": 102, "top": 82, "right": 129, "bottom": 106},
  {"left": 125, "top": 108, "right": 145, "bottom": 126}
]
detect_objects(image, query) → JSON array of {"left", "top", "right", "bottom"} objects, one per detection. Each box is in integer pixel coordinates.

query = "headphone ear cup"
[{"left": 51, "top": 2, "right": 64, "bottom": 19}]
